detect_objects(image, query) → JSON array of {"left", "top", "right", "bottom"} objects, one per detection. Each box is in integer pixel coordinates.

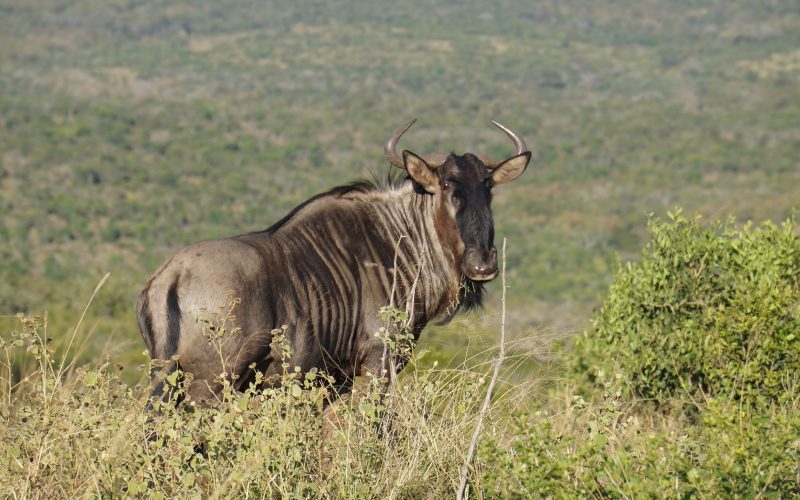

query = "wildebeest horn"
[
  {"left": 384, "top": 119, "right": 450, "bottom": 169},
  {"left": 384, "top": 118, "right": 417, "bottom": 168},
  {"left": 480, "top": 121, "right": 529, "bottom": 169},
  {"left": 385, "top": 119, "right": 528, "bottom": 170},
  {"left": 492, "top": 120, "right": 527, "bottom": 157}
]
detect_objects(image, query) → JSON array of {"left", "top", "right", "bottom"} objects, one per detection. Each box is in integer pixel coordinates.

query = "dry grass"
[{"left": 0, "top": 291, "right": 534, "bottom": 498}]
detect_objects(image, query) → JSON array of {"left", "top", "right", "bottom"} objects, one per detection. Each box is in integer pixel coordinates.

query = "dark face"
[
  {"left": 439, "top": 154, "right": 499, "bottom": 281},
  {"left": 402, "top": 149, "right": 530, "bottom": 283}
]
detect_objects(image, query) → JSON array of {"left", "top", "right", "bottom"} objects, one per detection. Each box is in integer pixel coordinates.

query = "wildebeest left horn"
[
  {"left": 384, "top": 118, "right": 417, "bottom": 168},
  {"left": 480, "top": 121, "right": 529, "bottom": 169}
]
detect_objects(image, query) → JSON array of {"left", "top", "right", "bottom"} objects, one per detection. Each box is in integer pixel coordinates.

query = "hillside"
[{"left": 1, "top": 0, "right": 799, "bottom": 370}]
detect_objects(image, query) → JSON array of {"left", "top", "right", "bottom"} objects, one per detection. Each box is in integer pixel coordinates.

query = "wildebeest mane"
[
  {"left": 261, "top": 168, "right": 485, "bottom": 324},
  {"left": 262, "top": 169, "right": 410, "bottom": 235}
]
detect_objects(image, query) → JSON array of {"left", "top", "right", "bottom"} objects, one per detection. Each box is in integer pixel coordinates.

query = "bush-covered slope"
[
  {"left": 1, "top": 0, "right": 799, "bottom": 365},
  {"left": 2, "top": 1, "right": 800, "bottom": 495}
]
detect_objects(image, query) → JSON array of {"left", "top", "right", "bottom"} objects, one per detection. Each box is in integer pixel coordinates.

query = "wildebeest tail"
[
  {"left": 136, "top": 284, "right": 156, "bottom": 357},
  {"left": 164, "top": 279, "right": 181, "bottom": 360},
  {"left": 137, "top": 275, "right": 182, "bottom": 361},
  {"left": 138, "top": 276, "right": 184, "bottom": 409}
]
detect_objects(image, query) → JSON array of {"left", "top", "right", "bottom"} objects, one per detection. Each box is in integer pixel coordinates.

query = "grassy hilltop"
[{"left": 1, "top": 0, "right": 799, "bottom": 496}]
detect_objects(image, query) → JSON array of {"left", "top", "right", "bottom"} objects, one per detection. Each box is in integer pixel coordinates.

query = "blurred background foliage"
[
  {"left": 2, "top": 1, "right": 800, "bottom": 495},
  {"left": 0, "top": 0, "right": 798, "bottom": 370}
]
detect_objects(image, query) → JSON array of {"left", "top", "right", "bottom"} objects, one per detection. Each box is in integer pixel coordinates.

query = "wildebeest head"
[{"left": 384, "top": 119, "right": 531, "bottom": 282}]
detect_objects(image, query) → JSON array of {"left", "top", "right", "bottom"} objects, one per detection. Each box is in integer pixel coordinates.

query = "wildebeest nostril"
[
  {"left": 478, "top": 247, "right": 498, "bottom": 270},
  {"left": 463, "top": 246, "right": 499, "bottom": 278}
]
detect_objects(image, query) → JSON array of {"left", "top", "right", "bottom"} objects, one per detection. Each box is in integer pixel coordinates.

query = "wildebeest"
[{"left": 137, "top": 119, "right": 530, "bottom": 405}]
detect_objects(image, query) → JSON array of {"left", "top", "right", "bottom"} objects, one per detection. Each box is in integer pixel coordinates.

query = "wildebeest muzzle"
[{"left": 462, "top": 245, "right": 498, "bottom": 281}]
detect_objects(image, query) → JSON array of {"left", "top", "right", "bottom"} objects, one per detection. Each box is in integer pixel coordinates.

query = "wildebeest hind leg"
[
  {"left": 185, "top": 378, "right": 224, "bottom": 407},
  {"left": 146, "top": 360, "right": 183, "bottom": 414}
]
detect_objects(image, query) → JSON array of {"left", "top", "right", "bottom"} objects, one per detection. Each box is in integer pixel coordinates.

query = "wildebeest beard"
[{"left": 436, "top": 277, "right": 485, "bottom": 325}]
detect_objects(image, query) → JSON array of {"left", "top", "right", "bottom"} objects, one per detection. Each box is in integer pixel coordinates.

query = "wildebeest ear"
[
  {"left": 403, "top": 150, "right": 439, "bottom": 193},
  {"left": 490, "top": 151, "right": 531, "bottom": 186}
]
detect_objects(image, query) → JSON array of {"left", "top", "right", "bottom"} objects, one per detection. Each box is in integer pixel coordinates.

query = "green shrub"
[
  {"left": 479, "top": 385, "right": 800, "bottom": 498},
  {"left": 477, "top": 411, "right": 608, "bottom": 497},
  {"left": 571, "top": 210, "right": 800, "bottom": 407},
  {"left": 691, "top": 396, "right": 800, "bottom": 496}
]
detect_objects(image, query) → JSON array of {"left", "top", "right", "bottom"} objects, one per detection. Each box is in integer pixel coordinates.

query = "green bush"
[
  {"left": 479, "top": 385, "right": 800, "bottom": 497},
  {"left": 478, "top": 411, "right": 608, "bottom": 497},
  {"left": 571, "top": 210, "right": 800, "bottom": 406},
  {"left": 691, "top": 397, "right": 800, "bottom": 496}
]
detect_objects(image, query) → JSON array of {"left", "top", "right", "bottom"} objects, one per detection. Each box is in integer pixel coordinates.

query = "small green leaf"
[{"left": 84, "top": 371, "right": 100, "bottom": 387}]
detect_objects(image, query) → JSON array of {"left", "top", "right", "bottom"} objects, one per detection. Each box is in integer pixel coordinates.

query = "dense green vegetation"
[{"left": 1, "top": 0, "right": 799, "bottom": 496}]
